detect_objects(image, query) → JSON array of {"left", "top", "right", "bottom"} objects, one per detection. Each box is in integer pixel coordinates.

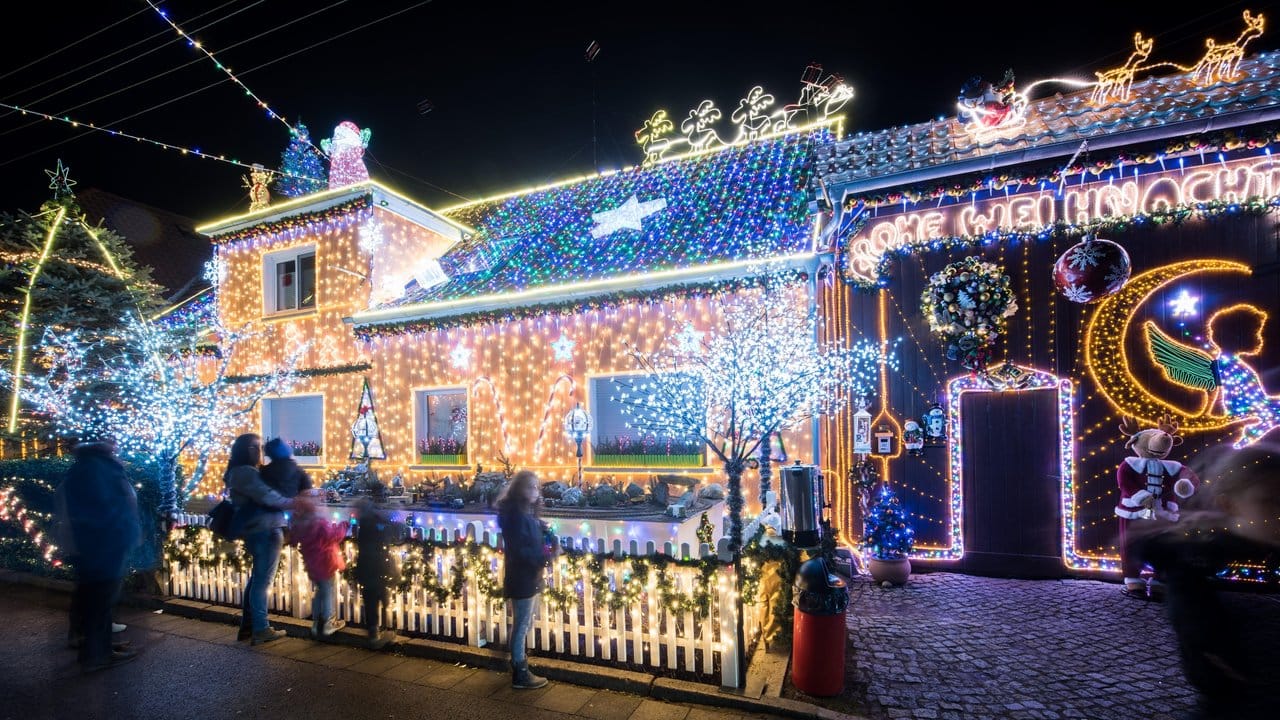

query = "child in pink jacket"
[{"left": 291, "top": 493, "right": 348, "bottom": 638}]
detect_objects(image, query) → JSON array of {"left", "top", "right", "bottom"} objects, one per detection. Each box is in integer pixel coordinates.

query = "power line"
[
  {"left": 2, "top": 0, "right": 244, "bottom": 100},
  {"left": 364, "top": 151, "right": 472, "bottom": 203},
  {"left": 0, "top": 1, "right": 437, "bottom": 172},
  {"left": 0, "top": 4, "right": 154, "bottom": 83}
]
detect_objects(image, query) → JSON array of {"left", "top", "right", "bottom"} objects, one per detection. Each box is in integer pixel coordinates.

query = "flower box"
[
  {"left": 417, "top": 453, "right": 467, "bottom": 466},
  {"left": 591, "top": 453, "right": 704, "bottom": 468},
  {"left": 295, "top": 455, "right": 322, "bottom": 466}
]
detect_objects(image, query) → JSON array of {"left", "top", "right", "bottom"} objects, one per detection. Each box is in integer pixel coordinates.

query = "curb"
[
  {"left": 0, "top": 570, "right": 858, "bottom": 720},
  {"left": 158, "top": 597, "right": 857, "bottom": 719}
]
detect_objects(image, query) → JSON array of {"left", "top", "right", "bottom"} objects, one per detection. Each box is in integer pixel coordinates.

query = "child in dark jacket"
[
  {"left": 291, "top": 493, "right": 347, "bottom": 638},
  {"left": 354, "top": 495, "right": 399, "bottom": 649}
]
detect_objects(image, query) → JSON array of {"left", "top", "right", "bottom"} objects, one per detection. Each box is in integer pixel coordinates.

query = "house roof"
[
  {"left": 816, "top": 50, "right": 1280, "bottom": 197},
  {"left": 351, "top": 127, "right": 829, "bottom": 330},
  {"left": 76, "top": 187, "right": 211, "bottom": 300}
]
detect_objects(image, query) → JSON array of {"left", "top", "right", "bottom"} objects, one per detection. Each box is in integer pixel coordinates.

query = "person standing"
[
  {"left": 353, "top": 496, "right": 398, "bottom": 649},
  {"left": 223, "top": 433, "right": 292, "bottom": 645},
  {"left": 290, "top": 492, "right": 348, "bottom": 638},
  {"left": 64, "top": 434, "right": 140, "bottom": 672},
  {"left": 261, "top": 438, "right": 312, "bottom": 499},
  {"left": 496, "top": 470, "right": 553, "bottom": 689}
]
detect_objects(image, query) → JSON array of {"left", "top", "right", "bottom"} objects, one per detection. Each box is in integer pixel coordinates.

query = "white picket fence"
[{"left": 165, "top": 518, "right": 764, "bottom": 687}]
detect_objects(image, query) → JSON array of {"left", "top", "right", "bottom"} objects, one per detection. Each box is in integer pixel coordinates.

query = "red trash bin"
[{"left": 791, "top": 557, "right": 848, "bottom": 697}]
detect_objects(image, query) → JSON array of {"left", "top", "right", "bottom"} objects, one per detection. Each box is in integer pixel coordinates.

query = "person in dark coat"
[
  {"left": 354, "top": 494, "right": 400, "bottom": 649},
  {"left": 261, "top": 437, "right": 312, "bottom": 499},
  {"left": 64, "top": 434, "right": 140, "bottom": 672},
  {"left": 496, "top": 470, "right": 554, "bottom": 689},
  {"left": 1130, "top": 443, "right": 1280, "bottom": 719}
]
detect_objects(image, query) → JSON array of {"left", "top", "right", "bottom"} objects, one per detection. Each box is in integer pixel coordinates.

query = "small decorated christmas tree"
[
  {"left": 274, "top": 123, "right": 327, "bottom": 198},
  {"left": 861, "top": 486, "right": 915, "bottom": 560}
]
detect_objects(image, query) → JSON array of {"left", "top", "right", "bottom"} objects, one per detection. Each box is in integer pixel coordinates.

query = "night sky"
[{"left": 1, "top": 1, "right": 1275, "bottom": 225}]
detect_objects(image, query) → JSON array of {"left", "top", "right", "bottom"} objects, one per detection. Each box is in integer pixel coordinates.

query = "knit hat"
[{"left": 263, "top": 437, "right": 293, "bottom": 462}]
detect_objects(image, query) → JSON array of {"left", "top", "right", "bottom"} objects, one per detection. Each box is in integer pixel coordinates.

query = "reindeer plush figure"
[{"left": 1115, "top": 414, "right": 1200, "bottom": 598}]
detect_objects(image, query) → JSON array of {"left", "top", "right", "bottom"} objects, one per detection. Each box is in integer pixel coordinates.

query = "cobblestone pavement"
[{"left": 831, "top": 572, "right": 1280, "bottom": 720}]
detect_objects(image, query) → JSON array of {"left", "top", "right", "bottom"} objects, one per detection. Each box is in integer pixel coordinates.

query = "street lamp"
[{"left": 563, "top": 403, "right": 591, "bottom": 488}]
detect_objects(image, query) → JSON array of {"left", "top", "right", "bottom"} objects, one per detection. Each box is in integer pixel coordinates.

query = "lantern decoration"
[
  {"left": 874, "top": 424, "right": 894, "bottom": 455},
  {"left": 903, "top": 420, "right": 924, "bottom": 456},
  {"left": 921, "top": 256, "right": 1017, "bottom": 371},
  {"left": 1052, "top": 236, "right": 1131, "bottom": 304},
  {"left": 563, "top": 403, "right": 592, "bottom": 487},
  {"left": 853, "top": 397, "right": 872, "bottom": 455},
  {"left": 923, "top": 402, "right": 946, "bottom": 445}
]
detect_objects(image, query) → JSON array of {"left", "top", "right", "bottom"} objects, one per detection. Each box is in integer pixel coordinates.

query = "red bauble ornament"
[{"left": 1052, "top": 237, "right": 1131, "bottom": 304}]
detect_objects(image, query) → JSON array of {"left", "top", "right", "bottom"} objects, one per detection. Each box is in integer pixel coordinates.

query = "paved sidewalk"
[
  {"left": 0, "top": 582, "right": 790, "bottom": 720},
  {"left": 817, "top": 572, "right": 1280, "bottom": 720}
]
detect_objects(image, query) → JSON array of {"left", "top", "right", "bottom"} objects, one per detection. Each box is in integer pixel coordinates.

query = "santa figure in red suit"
[{"left": 1115, "top": 415, "right": 1199, "bottom": 598}]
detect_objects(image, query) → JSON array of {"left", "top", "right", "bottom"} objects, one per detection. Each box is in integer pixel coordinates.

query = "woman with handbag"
[{"left": 223, "top": 433, "right": 293, "bottom": 645}]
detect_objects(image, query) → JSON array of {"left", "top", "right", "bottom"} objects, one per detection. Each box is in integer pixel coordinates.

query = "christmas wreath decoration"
[{"left": 921, "top": 256, "right": 1017, "bottom": 370}]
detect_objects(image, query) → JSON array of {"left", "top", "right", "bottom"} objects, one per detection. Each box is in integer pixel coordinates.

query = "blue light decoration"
[
  {"left": 367, "top": 130, "right": 827, "bottom": 327},
  {"left": 862, "top": 485, "right": 915, "bottom": 560}
]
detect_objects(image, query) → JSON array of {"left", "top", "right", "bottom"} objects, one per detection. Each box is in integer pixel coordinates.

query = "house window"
[
  {"left": 414, "top": 388, "right": 467, "bottom": 464},
  {"left": 262, "top": 395, "right": 324, "bottom": 463},
  {"left": 589, "top": 375, "right": 704, "bottom": 468},
  {"left": 264, "top": 246, "right": 316, "bottom": 314}
]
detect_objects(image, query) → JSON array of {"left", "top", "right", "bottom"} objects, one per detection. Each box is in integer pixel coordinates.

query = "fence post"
[
  {"left": 719, "top": 563, "right": 740, "bottom": 688},
  {"left": 289, "top": 548, "right": 304, "bottom": 619}
]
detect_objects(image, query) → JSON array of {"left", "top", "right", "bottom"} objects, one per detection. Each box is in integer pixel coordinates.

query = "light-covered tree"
[
  {"left": 5, "top": 309, "right": 304, "bottom": 524},
  {"left": 613, "top": 271, "right": 895, "bottom": 684}
]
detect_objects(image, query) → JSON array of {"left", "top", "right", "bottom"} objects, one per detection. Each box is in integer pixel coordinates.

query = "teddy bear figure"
[{"left": 1114, "top": 414, "right": 1199, "bottom": 598}]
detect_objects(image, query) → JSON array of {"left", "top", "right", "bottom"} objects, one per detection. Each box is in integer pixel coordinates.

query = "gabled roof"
[
  {"left": 77, "top": 187, "right": 210, "bottom": 301},
  {"left": 351, "top": 127, "right": 828, "bottom": 331},
  {"left": 817, "top": 50, "right": 1280, "bottom": 195}
]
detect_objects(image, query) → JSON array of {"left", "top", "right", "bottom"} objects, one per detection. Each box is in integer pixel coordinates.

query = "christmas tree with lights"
[
  {"left": 862, "top": 486, "right": 916, "bottom": 560},
  {"left": 274, "top": 123, "right": 327, "bottom": 198},
  {"left": 0, "top": 163, "right": 165, "bottom": 442}
]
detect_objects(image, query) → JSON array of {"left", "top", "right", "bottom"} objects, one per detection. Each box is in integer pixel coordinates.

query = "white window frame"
[
  {"left": 262, "top": 244, "right": 317, "bottom": 316},
  {"left": 586, "top": 371, "right": 707, "bottom": 469},
  {"left": 412, "top": 386, "right": 469, "bottom": 467},
  {"left": 261, "top": 393, "right": 325, "bottom": 466}
]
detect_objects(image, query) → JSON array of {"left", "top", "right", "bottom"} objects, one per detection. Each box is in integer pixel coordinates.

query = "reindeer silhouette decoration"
[
  {"left": 1188, "top": 10, "right": 1266, "bottom": 85},
  {"left": 1114, "top": 414, "right": 1199, "bottom": 598},
  {"left": 1091, "top": 33, "right": 1155, "bottom": 104}
]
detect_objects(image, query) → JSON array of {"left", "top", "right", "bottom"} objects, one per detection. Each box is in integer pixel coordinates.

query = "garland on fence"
[{"left": 165, "top": 525, "right": 733, "bottom": 618}]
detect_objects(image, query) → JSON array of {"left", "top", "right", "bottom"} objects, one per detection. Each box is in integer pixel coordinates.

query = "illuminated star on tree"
[
  {"left": 45, "top": 159, "right": 76, "bottom": 200},
  {"left": 590, "top": 194, "right": 667, "bottom": 238},
  {"left": 1168, "top": 289, "right": 1200, "bottom": 318},
  {"left": 450, "top": 343, "right": 472, "bottom": 369},
  {"left": 674, "top": 323, "right": 705, "bottom": 353},
  {"left": 550, "top": 333, "right": 576, "bottom": 361}
]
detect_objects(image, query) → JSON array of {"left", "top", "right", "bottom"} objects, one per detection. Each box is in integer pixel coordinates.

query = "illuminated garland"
[
  {"left": 846, "top": 194, "right": 1280, "bottom": 289},
  {"left": 0, "top": 486, "right": 61, "bottom": 567},
  {"left": 354, "top": 272, "right": 806, "bottom": 338},
  {"left": 225, "top": 363, "right": 372, "bottom": 384},
  {"left": 208, "top": 195, "right": 372, "bottom": 246},
  {"left": 845, "top": 125, "right": 1280, "bottom": 209}
]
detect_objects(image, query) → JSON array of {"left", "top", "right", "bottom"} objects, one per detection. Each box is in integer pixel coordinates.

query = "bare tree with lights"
[
  {"left": 6, "top": 310, "right": 305, "bottom": 526},
  {"left": 613, "top": 271, "right": 893, "bottom": 684}
]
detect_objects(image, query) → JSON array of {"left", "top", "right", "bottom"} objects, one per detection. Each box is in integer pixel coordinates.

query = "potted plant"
[{"left": 861, "top": 485, "right": 915, "bottom": 585}]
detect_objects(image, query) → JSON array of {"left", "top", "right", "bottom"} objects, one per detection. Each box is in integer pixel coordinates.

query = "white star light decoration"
[
  {"left": 1168, "top": 289, "right": 1200, "bottom": 318},
  {"left": 590, "top": 194, "right": 667, "bottom": 238},
  {"left": 450, "top": 344, "right": 472, "bottom": 369},
  {"left": 673, "top": 323, "right": 705, "bottom": 353},
  {"left": 550, "top": 333, "right": 575, "bottom": 361}
]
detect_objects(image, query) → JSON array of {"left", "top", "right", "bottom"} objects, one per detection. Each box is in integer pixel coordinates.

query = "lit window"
[
  {"left": 263, "top": 247, "right": 316, "bottom": 314},
  {"left": 590, "top": 375, "right": 704, "bottom": 468},
  {"left": 262, "top": 395, "right": 324, "bottom": 463},
  {"left": 414, "top": 388, "right": 468, "bottom": 464}
]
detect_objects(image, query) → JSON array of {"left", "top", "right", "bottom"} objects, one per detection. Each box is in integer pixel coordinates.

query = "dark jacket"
[
  {"left": 261, "top": 457, "right": 312, "bottom": 499},
  {"left": 354, "top": 508, "right": 399, "bottom": 589},
  {"left": 63, "top": 443, "right": 140, "bottom": 582},
  {"left": 498, "top": 508, "right": 550, "bottom": 599},
  {"left": 224, "top": 465, "right": 288, "bottom": 535}
]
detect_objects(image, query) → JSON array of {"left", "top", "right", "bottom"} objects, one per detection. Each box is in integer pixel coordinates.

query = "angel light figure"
[{"left": 1145, "top": 304, "right": 1279, "bottom": 448}]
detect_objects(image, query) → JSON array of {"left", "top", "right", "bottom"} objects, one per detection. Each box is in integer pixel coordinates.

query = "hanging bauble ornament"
[{"left": 1052, "top": 237, "right": 1131, "bottom": 304}]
